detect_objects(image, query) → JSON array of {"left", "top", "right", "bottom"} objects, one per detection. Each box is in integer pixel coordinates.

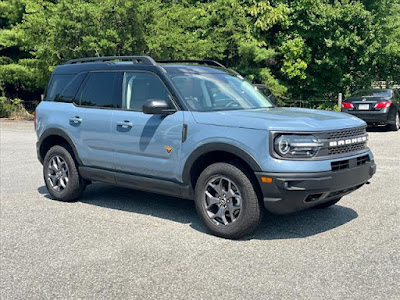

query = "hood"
[{"left": 191, "top": 107, "right": 365, "bottom": 131}]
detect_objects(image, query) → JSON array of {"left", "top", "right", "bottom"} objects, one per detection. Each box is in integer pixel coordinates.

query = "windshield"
[
  {"left": 169, "top": 73, "right": 274, "bottom": 111},
  {"left": 352, "top": 90, "right": 392, "bottom": 98}
]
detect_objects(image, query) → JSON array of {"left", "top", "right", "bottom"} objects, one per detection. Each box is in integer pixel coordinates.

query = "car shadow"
[{"left": 37, "top": 183, "right": 358, "bottom": 240}]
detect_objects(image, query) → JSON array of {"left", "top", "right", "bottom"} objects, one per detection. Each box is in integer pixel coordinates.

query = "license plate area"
[{"left": 358, "top": 104, "right": 370, "bottom": 110}]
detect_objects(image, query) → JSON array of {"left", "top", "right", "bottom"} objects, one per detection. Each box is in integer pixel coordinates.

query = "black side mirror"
[{"left": 143, "top": 99, "right": 176, "bottom": 115}]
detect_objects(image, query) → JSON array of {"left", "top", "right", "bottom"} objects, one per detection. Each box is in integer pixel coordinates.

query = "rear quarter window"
[{"left": 45, "top": 74, "right": 75, "bottom": 101}]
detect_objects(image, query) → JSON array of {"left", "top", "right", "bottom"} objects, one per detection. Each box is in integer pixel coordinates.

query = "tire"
[
  {"left": 388, "top": 112, "right": 399, "bottom": 131},
  {"left": 43, "top": 145, "right": 86, "bottom": 202},
  {"left": 313, "top": 197, "right": 342, "bottom": 209},
  {"left": 194, "top": 162, "right": 262, "bottom": 239}
]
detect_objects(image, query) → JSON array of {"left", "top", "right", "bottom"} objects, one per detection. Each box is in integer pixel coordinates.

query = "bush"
[{"left": 0, "top": 97, "right": 33, "bottom": 119}]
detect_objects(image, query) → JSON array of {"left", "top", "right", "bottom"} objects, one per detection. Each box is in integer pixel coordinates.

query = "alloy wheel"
[
  {"left": 203, "top": 176, "right": 242, "bottom": 225},
  {"left": 47, "top": 155, "right": 69, "bottom": 192}
]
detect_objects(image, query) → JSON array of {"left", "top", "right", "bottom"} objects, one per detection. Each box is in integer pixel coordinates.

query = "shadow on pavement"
[{"left": 38, "top": 183, "right": 358, "bottom": 240}]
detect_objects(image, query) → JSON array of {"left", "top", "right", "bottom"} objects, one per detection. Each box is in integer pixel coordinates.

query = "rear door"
[
  {"left": 111, "top": 71, "right": 183, "bottom": 181},
  {"left": 71, "top": 71, "right": 120, "bottom": 169}
]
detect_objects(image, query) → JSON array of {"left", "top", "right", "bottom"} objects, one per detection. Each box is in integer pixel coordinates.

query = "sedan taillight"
[
  {"left": 374, "top": 101, "right": 392, "bottom": 109},
  {"left": 342, "top": 102, "right": 354, "bottom": 109}
]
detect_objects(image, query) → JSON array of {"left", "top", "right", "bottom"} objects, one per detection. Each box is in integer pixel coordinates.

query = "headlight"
[{"left": 273, "top": 134, "right": 322, "bottom": 158}]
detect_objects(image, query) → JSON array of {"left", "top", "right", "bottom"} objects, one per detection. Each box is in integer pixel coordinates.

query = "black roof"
[{"left": 52, "top": 56, "right": 236, "bottom": 75}]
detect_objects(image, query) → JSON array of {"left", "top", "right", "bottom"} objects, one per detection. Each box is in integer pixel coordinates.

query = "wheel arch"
[
  {"left": 182, "top": 143, "right": 262, "bottom": 192},
  {"left": 38, "top": 128, "right": 82, "bottom": 165}
]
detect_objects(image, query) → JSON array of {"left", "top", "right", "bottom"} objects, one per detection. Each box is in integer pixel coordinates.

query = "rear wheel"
[
  {"left": 194, "top": 162, "right": 262, "bottom": 239},
  {"left": 43, "top": 145, "right": 86, "bottom": 202},
  {"left": 313, "top": 197, "right": 342, "bottom": 209},
  {"left": 388, "top": 112, "right": 399, "bottom": 131}
]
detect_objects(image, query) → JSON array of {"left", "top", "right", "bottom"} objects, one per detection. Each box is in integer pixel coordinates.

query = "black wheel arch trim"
[
  {"left": 182, "top": 142, "right": 262, "bottom": 185},
  {"left": 38, "top": 128, "right": 82, "bottom": 165}
]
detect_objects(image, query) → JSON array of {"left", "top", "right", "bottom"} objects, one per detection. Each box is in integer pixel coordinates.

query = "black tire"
[
  {"left": 194, "top": 162, "right": 262, "bottom": 239},
  {"left": 43, "top": 145, "right": 85, "bottom": 202},
  {"left": 388, "top": 112, "right": 399, "bottom": 131},
  {"left": 313, "top": 197, "right": 342, "bottom": 209}
]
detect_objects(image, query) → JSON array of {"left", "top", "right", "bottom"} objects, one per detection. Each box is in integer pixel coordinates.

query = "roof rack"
[
  {"left": 156, "top": 60, "right": 226, "bottom": 68},
  {"left": 66, "top": 56, "right": 157, "bottom": 65}
]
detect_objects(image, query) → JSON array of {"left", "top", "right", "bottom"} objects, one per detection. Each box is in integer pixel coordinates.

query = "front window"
[{"left": 169, "top": 73, "right": 274, "bottom": 111}]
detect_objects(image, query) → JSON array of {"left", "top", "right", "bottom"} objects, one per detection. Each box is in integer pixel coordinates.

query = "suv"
[{"left": 35, "top": 56, "right": 376, "bottom": 238}]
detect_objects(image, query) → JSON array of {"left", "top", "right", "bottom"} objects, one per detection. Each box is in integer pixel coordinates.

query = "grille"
[
  {"left": 315, "top": 126, "right": 368, "bottom": 157},
  {"left": 327, "top": 142, "right": 367, "bottom": 155},
  {"left": 328, "top": 127, "right": 366, "bottom": 140}
]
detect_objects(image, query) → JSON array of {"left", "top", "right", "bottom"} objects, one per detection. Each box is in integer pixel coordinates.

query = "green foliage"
[
  {"left": 0, "top": 0, "right": 398, "bottom": 103},
  {"left": 0, "top": 96, "right": 32, "bottom": 118}
]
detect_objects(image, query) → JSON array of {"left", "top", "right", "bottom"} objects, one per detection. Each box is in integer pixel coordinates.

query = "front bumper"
[{"left": 255, "top": 160, "right": 376, "bottom": 214}]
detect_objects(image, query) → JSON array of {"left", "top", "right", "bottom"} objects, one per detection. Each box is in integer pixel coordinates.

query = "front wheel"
[
  {"left": 194, "top": 162, "right": 262, "bottom": 239},
  {"left": 43, "top": 145, "right": 86, "bottom": 202}
]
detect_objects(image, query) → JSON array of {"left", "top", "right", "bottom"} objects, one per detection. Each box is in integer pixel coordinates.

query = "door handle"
[
  {"left": 69, "top": 116, "right": 82, "bottom": 124},
  {"left": 116, "top": 121, "right": 133, "bottom": 128}
]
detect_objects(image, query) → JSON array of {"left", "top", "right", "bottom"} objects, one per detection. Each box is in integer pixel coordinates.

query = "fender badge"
[{"left": 165, "top": 146, "right": 173, "bottom": 153}]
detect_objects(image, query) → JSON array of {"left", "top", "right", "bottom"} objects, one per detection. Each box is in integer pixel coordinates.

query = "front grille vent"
[
  {"left": 327, "top": 142, "right": 367, "bottom": 156},
  {"left": 357, "top": 155, "right": 370, "bottom": 166},
  {"left": 328, "top": 127, "right": 366, "bottom": 140},
  {"left": 331, "top": 159, "right": 350, "bottom": 171}
]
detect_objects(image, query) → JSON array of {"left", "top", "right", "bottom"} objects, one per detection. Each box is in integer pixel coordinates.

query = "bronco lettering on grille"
[{"left": 328, "top": 136, "right": 367, "bottom": 147}]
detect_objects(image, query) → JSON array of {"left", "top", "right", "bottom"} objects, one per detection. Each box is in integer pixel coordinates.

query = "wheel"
[
  {"left": 43, "top": 145, "right": 86, "bottom": 202},
  {"left": 313, "top": 197, "right": 342, "bottom": 209},
  {"left": 388, "top": 112, "right": 399, "bottom": 131},
  {"left": 194, "top": 162, "right": 262, "bottom": 239}
]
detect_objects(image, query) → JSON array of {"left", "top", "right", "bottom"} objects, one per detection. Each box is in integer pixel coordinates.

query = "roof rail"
[
  {"left": 66, "top": 56, "right": 157, "bottom": 65},
  {"left": 156, "top": 60, "right": 226, "bottom": 68}
]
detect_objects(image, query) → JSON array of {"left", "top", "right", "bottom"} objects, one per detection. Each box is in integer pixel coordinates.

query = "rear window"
[
  {"left": 46, "top": 74, "right": 75, "bottom": 101},
  {"left": 352, "top": 90, "right": 392, "bottom": 98}
]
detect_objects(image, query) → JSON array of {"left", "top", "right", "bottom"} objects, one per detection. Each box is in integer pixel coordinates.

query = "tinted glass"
[
  {"left": 123, "top": 72, "right": 169, "bottom": 111},
  {"left": 352, "top": 90, "right": 392, "bottom": 98},
  {"left": 169, "top": 73, "right": 273, "bottom": 111},
  {"left": 56, "top": 72, "right": 87, "bottom": 103},
  {"left": 46, "top": 74, "right": 75, "bottom": 101},
  {"left": 80, "top": 72, "right": 118, "bottom": 107}
]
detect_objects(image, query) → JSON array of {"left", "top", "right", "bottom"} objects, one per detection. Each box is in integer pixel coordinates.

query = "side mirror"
[{"left": 143, "top": 99, "right": 176, "bottom": 115}]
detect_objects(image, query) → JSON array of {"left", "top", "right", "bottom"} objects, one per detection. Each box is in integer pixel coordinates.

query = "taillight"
[
  {"left": 34, "top": 110, "right": 37, "bottom": 130},
  {"left": 342, "top": 102, "right": 354, "bottom": 109},
  {"left": 374, "top": 101, "right": 392, "bottom": 109}
]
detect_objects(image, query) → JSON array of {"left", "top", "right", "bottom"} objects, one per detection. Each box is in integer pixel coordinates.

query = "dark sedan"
[{"left": 341, "top": 89, "right": 400, "bottom": 131}]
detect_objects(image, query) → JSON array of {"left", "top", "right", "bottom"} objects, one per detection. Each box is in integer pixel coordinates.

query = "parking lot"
[{"left": 1, "top": 120, "right": 399, "bottom": 299}]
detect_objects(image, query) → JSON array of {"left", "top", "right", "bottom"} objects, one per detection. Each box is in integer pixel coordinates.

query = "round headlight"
[{"left": 277, "top": 136, "right": 290, "bottom": 155}]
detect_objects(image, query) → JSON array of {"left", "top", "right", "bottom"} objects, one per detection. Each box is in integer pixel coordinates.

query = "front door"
[{"left": 112, "top": 71, "right": 183, "bottom": 181}]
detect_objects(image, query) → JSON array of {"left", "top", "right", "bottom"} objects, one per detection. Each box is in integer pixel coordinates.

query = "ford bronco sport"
[{"left": 35, "top": 56, "right": 376, "bottom": 238}]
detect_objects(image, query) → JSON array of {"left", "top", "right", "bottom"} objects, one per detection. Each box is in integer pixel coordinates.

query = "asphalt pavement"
[{"left": 1, "top": 120, "right": 399, "bottom": 299}]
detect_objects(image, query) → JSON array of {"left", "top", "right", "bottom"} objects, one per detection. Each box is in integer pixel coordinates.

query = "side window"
[
  {"left": 46, "top": 74, "right": 75, "bottom": 101},
  {"left": 123, "top": 72, "right": 169, "bottom": 111},
  {"left": 80, "top": 72, "right": 118, "bottom": 107},
  {"left": 57, "top": 72, "right": 87, "bottom": 103}
]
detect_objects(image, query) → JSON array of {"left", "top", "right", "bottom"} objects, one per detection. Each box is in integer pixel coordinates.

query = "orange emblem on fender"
[{"left": 165, "top": 146, "right": 173, "bottom": 153}]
